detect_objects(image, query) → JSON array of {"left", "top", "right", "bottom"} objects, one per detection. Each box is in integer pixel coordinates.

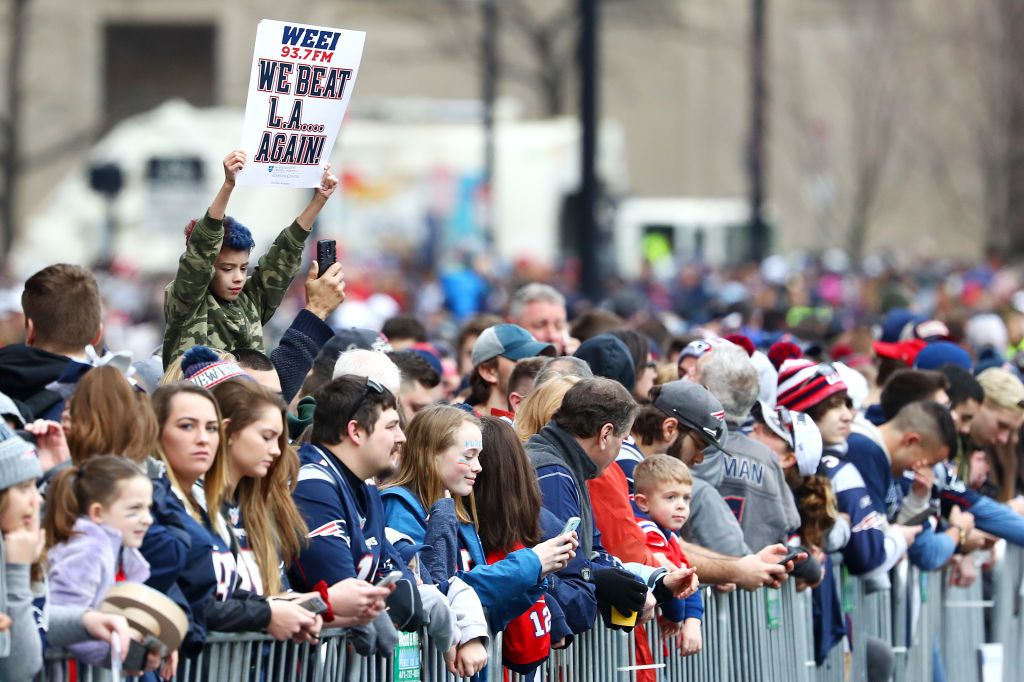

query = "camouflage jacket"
[{"left": 162, "top": 212, "right": 310, "bottom": 367}]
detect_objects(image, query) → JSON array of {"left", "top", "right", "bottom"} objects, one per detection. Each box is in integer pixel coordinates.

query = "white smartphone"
[
  {"left": 375, "top": 570, "right": 404, "bottom": 587},
  {"left": 561, "top": 516, "right": 581, "bottom": 536}
]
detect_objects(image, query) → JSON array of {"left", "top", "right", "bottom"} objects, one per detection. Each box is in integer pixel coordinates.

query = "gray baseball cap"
[
  {"left": 471, "top": 324, "right": 556, "bottom": 367},
  {"left": 653, "top": 380, "right": 730, "bottom": 452}
]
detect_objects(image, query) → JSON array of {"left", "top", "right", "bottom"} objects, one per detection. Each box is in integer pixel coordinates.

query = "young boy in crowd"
[
  {"left": 162, "top": 149, "right": 338, "bottom": 366},
  {"left": 632, "top": 455, "right": 704, "bottom": 657}
]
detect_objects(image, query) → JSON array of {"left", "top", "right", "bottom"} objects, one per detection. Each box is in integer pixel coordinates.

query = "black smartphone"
[
  {"left": 778, "top": 548, "right": 802, "bottom": 566},
  {"left": 316, "top": 239, "right": 336, "bottom": 278},
  {"left": 122, "top": 639, "right": 148, "bottom": 672},
  {"left": 297, "top": 594, "right": 329, "bottom": 615},
  {"left": 14, "top": 430, "right": 36, "bottom": 445}
]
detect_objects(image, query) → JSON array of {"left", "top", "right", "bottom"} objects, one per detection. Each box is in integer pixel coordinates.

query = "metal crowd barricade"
[{"left": 46, "top": 546, "right": 1024, "bottom": 682}]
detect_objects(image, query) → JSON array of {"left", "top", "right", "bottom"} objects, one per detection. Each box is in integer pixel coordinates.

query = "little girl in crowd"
[
  {"left": 0, "top": 435, "right": 135, "bottom": 680},
  {"left": 45, "top": 455, "right": 165, "bottom": 674}
]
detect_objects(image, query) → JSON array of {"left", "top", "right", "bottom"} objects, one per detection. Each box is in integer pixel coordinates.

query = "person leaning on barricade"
[
  {"left": 289, "top": 375, "right": 433, "bottom": 655},
  {"left": 525, "top": 377, "right": 721, "bottom": 634},
  {"left": 639, "top": 380, "right": 797, "bottom": 591},
  {"left": 161, "top": 149, "right": 339, "bottom": 367}
]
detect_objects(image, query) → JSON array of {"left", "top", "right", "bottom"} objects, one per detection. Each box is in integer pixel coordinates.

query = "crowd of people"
[{"left": 1, "top": 152, "right": 1024, "bottom": 681}]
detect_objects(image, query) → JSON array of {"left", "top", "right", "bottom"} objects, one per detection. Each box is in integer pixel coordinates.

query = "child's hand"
[
  {"left": 25, "top": 419, "right": 70, "bottom": 473},
  {"left": 159, "top": 650, "right": 179, "bottom": 681},
  {"left": 4, "top": 526, "right": 43, "bottom": 565},
  {"left": 81, "top": 610, "right": 131, "bottom": 660},
  {"left": 679, "top": 618, "right": 703, "bottom": 657},
  {"left": 453, "top": 638, "right": 488, "bottom": 678},
  {"left": 315, "top": 164, "right": 338, "bottom": 200},
  {"left": 223, "top": 150, "right": 246, "bottom": 186}
]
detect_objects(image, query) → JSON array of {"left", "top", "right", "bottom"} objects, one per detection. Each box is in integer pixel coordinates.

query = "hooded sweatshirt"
[{"left": 0, "top": 344, "right": 82, "bottom": 421}]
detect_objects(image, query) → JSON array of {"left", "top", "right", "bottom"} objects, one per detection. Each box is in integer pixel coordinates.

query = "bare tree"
[
  {"left": 393, "top": 0, "right": 686, "bottom": 117},
  {"left": 0, "top": 0, "right": 28, "bottom": 261},
  {"left": 775, "top": 0, "right": 905, "bottom": 262}
]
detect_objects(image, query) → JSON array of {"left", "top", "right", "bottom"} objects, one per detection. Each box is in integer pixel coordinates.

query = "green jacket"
[{"left": 162, "top": 212, "right": 309, "bottom": 367}]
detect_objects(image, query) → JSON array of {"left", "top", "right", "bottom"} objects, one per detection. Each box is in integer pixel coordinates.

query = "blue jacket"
[
  {"left": 845, "top": 433, "right": 955, "bottom": 571},
  {"left": 818, "top": 454, "right": 889, "bottom": 575},
  {"left": 935, "top": 464, "right": 1024, "bottom": 547},
  {"left": 538, "top": 509, "right": 597, "bottom": 639},
  {"left": 290, "top": 443, "right": 411, "bottom": 590},
  {"left": 810, "top": 554, "right": 846, "bottom": 665},
  {"left": 380, "top": 485, "right": 544, "bottom": 631}
]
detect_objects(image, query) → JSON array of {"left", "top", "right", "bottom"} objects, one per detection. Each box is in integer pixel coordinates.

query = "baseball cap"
[
  {"left": 471, "top": 324, "right": 555, "bottom": 367},
  {"left": 914, "top": 341, "right": 972, "bottom": 372},
  {"left": 755, "top": 401, "right": 823, "bottom": 477},
  {"left": 653, "top": 380, "right": 730, "bottom": 453},
  {"left": 871, "top": 338, "right": 926, "bottom": 366}
]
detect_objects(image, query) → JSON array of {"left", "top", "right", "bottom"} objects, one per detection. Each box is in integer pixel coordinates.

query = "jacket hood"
[{"left": 0, "top": 344, "right": 70, "bottom": 400}]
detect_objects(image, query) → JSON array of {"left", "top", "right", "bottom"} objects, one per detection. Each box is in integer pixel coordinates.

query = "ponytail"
[
  {"left": 43, "top": 455, "right": 146, "bottom": 549},
  {"left": 44, "top": 467, "right": 82, "bottom": 548}
]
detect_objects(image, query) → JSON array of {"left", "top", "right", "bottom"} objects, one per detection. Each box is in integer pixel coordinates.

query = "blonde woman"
[{"left": 514, "top": 375, "right": 580, "bottom": 442}]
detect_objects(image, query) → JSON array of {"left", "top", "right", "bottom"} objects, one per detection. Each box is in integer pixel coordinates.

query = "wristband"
[{"left": 313, "top": 580, "right": 335, "bottom": 622}]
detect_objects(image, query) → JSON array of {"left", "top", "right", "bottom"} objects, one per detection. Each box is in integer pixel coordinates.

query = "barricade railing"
[{"left": 43, "top": 545, "right": 1024, "bottom": 682}]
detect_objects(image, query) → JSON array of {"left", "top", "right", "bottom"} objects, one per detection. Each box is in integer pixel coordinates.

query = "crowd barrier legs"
[
  {"left": 940, "top": 563, "right": 988, "bottom": 682},
  {"left": 44, "top": 545, "right": 1024, "bottom": 682}
]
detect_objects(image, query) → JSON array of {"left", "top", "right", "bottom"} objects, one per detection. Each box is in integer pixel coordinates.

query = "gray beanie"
[{"left": 0, "top": 436, "right": 42, "bottom": 491}]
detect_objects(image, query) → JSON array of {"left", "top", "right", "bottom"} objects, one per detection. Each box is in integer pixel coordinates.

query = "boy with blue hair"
[{"left": 162, "top": 149, "right": 337, "bottom": 366}]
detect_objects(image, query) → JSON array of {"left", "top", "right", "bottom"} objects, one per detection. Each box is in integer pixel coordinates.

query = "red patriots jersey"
[{"left": 486, "top": 543, "right": 551, "bottom": 673}]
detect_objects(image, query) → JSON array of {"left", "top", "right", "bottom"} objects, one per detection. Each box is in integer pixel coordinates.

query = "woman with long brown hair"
[
  {"left": 209, "top": 379, "right": 307, "bottom": 596},
  {"left": 473, "top": 416, "right": 597, "bottom": 674},
  {"left": 152, "top": 377, "right": 319, "bottom": 647}
]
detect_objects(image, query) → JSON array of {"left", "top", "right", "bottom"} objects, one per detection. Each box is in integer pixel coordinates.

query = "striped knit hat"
[
  {"left": 181, "top": 346, "right": 252, "bottom": 390},
  {"left": 776, "top": 359, "right": 848, "bottom": 413}
]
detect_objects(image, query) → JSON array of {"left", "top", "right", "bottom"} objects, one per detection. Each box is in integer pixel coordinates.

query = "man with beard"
[{"left": 290, "top": 375, "right": 425, "bottom": 636}]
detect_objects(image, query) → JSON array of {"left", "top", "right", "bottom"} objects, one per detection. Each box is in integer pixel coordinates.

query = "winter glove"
[
  {"left": 348, "top": 621, "right": 377, "bottom": 656},
  {"left": 373, "top": 609, "right": 400, "bottom": 656},
  {"left": 418, "top": 583, "right": 459, "bottom": 653},
  {"left": 386, "top": 578, "right": 427, "bottom": 631},
  {"left": 592, "top": 568, "right": 647, "bottom": 631}
]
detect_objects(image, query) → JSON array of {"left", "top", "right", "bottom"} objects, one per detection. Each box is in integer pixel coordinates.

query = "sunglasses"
[{"left": 344, "top": 376, "right": 386, "bottom": 425}]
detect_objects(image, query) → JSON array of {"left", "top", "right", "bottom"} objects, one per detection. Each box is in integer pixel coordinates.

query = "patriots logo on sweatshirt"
[{"left": 308, "top": 519, "right": 350, "bottom": 545}]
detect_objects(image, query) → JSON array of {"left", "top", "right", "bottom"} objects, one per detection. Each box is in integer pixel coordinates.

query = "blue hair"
[{"left": 223, "top": 216, "right": 256, "bottom": 252}]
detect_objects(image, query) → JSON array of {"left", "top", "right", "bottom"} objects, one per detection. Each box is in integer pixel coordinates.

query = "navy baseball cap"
[{"left": 471, "top": 324, "right": 556, "bottom": 366}]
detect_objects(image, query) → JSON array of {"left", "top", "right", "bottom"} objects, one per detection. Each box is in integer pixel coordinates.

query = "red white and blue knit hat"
[
  {"left": 181, "top": 346, "right": 252, "bottom": 389},
  {"left": 775, "top": 359, "right": 848, "bottom": 413}
]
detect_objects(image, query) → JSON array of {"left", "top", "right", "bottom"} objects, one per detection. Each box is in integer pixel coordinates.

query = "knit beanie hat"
[
  {"left": 0, "top": 435, "right": 42, "bottom": 491},
  {"left": 181, "top": 346, "right": 252, "bottom": 389},
  {"left": 574, "top": 333, "right": 636, "bottom": 391},
  {"left": 776, "top": 359, "right": 848, "bottom": 413}
]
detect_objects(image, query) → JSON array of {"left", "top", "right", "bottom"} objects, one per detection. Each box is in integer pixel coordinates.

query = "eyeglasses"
[{"left": 344, "top": 376, "right": 386, "bottom": 426}]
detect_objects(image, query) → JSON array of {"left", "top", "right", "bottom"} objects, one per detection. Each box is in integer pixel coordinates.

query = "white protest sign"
[{"left": 236, "top": 19, "right": 365, "bottom": 188}]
